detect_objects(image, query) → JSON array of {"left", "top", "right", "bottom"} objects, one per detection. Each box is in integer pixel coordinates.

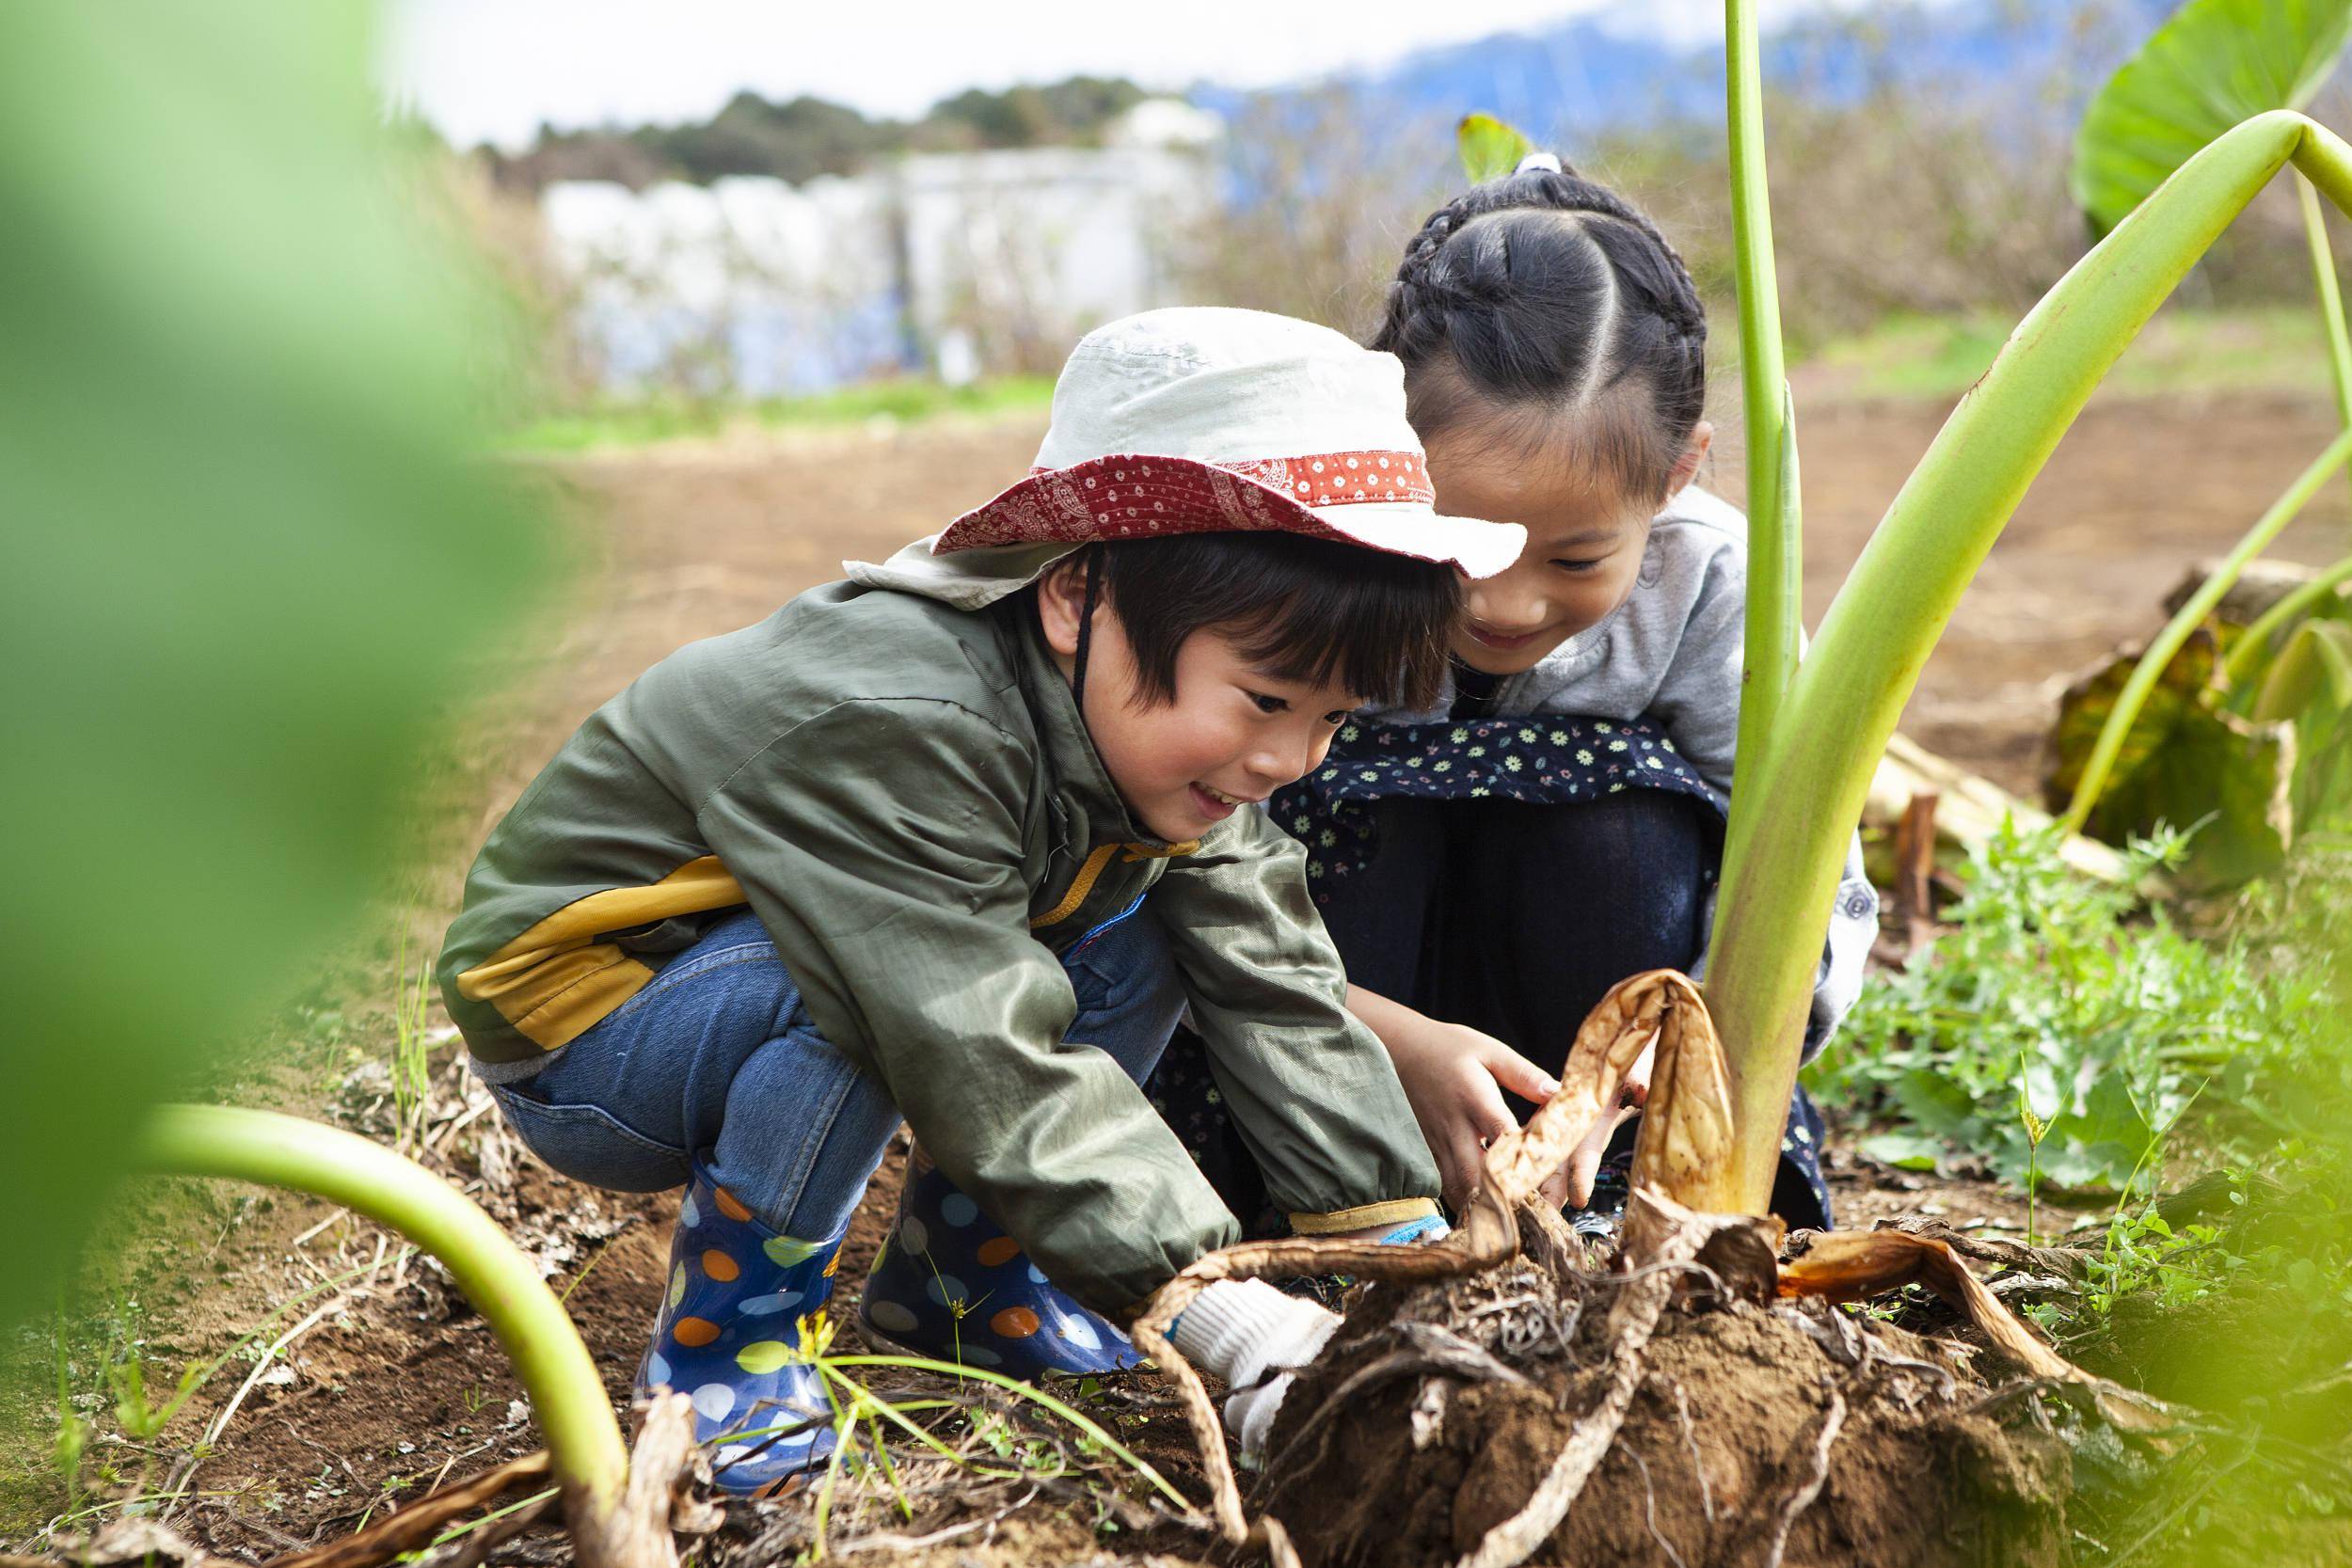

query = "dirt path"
[
  {"left": 14, "top": 388, "right": 2343, "bottom": 1561},
  {"left": 515, "top": 387, "right": 2350, "bottom": 814}
]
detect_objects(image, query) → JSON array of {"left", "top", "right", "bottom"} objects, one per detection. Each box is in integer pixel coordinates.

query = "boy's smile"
[{"left": 1037, "top": 562, "right": 1364, "bottom": 842}]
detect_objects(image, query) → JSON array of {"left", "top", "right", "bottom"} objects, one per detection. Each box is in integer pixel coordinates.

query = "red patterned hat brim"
[{"left": 935, "top": 450, "right": 1479, "bottom": 567}]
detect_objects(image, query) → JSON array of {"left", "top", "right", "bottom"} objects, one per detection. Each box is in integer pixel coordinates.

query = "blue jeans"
[{"left": 488, "top": 902, "right": 1188, "bottom": 1242}]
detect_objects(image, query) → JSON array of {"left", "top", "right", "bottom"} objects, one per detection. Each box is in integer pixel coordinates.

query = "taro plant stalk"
[
  {"left": 2227, "top": 550, "right": 2352, "bottom": 685},
  {"left": 2051, "top": 0, "right": 2352, "bottom": 840},
  {"left": 135, "top": 1105, "right": 634, "bottom": 1556},
  {"left": 1700, "top": 0, "right": 2352, "bottom": 1212},
  {"left": 2058, "top": 425, "right": 2352, "bottom": 835}
]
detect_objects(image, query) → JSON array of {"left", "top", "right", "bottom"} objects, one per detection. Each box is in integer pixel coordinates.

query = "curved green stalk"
[
  {"left": 2224, "top": 549, "right": 2352, "bottom": 688},
  {"left": 1718, "top": 388, "right": 1804, "bottom": 908},
  {"left": 1707, "top": 110, "right": 2352, "bottom": 1211},
  {"left": 2060, "top": 426, "right": 2352, "bottom": 833},
  {"left": 2303, "top": 174, "right": 2352, "bottom": 440},
  {"left": 1722, "top": 0, "right": 1801, "bottom": 879},
  {"left": 135, "top": 1105, "right": 628, "bottom": 1518}
]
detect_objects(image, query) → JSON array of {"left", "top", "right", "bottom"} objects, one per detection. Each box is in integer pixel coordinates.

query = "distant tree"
[
  {"left": 483, "top": 125, "right": 675, "bottom": 192},
  {"left": 645, "top": 91, "right": 894, "bottom": 183},
  {"left": 925, "top": 76, "right": 1147, "bottom": 150},
  {"left": 485, "top": 75, "right": 1153, "bottom": 192}
]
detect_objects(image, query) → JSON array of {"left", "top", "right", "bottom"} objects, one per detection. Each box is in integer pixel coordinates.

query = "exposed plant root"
[
  {"left": 1133, "top": 971, "right": 2163, "bottom": 1562},
  {"left": 1132, "top": 972, "right": 1704, "bottom": 1544},
  {"left": 571, "top": 1391, "right": 708, "bottom": 1568},
  {"left": 1452, "top": 1196, "right": 1713, "bottom": 1568},
  {"left": 1753, "top": 1381, "right": 1845, "bottom": 1568},
  {"left": 1777, "top": 1228, "right": 2172, "bottom": 1433}
]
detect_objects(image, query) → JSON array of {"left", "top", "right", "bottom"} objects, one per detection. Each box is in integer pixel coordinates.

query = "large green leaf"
[
  {"left": 2098, "top": 699, "right": 2294, "bottom": 885},
  {"left": 2050, "top": 626, "right": 2294, "bottom": 884},
  {"left": 2258, "top": 619, "right": 2352, "bottom": 828},
  {"left": 2074, "top": 0, "right": 2352, "bottom": 236},
  {"left": 1457, "top": 113, "right": 1535, "bottom": 183},
  {"left": 2254, "top": 616, "right": 2352, "bottom": 721},
  {"left": 2049, "top": 624, "right": 2224, "bottom": 806},
  {"left": 0, "top": 5, "right": 548, "bottom": 1327}
]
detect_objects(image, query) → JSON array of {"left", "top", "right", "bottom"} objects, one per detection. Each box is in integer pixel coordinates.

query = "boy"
[{"left": 437, "top": 308, "right": 1523, "bottom": 1489}]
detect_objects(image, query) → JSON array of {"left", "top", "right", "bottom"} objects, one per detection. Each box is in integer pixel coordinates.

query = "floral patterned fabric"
[
  {"left": 1143, "top": 709, "right": 1833, "bottom": 1236},
  {"left": 1271, "top": 714, "right": 1726, "bottom": 908}
]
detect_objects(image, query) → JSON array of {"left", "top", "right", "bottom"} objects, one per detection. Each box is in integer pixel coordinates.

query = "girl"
[{"left": 1151, "top": 154, "right": 1875, "bottom": 1237}]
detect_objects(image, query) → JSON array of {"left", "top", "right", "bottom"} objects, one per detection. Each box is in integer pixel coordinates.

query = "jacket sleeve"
[
  {"left": 695, "top": 698, "right": 1239, "bottom": 1315},
  {"left": 1657, "top": 531, "right": 1880, "bottom": 1058},
  {"left": 1152, "top": 808, "right": 1443, "bottom": 1234}
]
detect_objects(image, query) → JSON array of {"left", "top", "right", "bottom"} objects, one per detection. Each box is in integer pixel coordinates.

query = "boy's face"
[
  {"left": 1426, "top": 420, "right": 1710, "bottom": 677},
  {"left": 1039, "top": 566, "right": 1363, "bottom": 842}
]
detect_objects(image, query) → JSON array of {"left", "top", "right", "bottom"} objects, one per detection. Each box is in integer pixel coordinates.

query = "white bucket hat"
[{"left": 862, "top": 309, "right": 1523, "bottom": 602}]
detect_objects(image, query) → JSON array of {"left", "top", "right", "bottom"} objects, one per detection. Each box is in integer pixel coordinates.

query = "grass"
[
  {"left": 1800, "top": 305, "right": 2344, "bottom": 404},
  {"left": 501, "top": 374, "right": 1056, "bottom": 454}
]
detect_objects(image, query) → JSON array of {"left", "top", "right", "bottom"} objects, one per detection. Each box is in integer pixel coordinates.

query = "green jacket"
[{"left": 438, "top": 548, "right": 1440, "bottom": 1312}]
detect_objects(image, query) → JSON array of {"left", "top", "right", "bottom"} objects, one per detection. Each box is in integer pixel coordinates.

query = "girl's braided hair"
[{"left": 1370, "top": 158, "right": 1708, "bottom": 499}]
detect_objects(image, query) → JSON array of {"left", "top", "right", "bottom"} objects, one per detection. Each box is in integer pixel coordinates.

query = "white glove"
[{"left": 1170, "top": 1279, "right": 1341, "bottom": 1461}]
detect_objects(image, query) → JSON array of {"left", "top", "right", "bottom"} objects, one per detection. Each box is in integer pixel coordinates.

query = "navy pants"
[{"left": 1149, "top": 788, "right": 1832, "bottom": 1231}]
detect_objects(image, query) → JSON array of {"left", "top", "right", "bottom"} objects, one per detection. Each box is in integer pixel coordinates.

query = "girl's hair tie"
[{"left": 1514, "top": 150, "right": 1564, "bottom": 175}]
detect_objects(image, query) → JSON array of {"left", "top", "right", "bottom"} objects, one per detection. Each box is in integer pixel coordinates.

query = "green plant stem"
[
  {"left": 2059, "top": 425, "right": 2352, "bottom": 833},
  {"left": 133, "top": 1106, "right": 627, "bottom": 1523},
  {"left": 1706, "top": 110, "right": 2352, "bottom": 1212},
  {"left": 2224, "top": 549, "right": 2352, "bottom": 688},
  {"left": 1720, "top": 0, "right": 1801, "bottom": 910},
  {"left": 2302, "top": 173, "right": 2352, "bottom": 436}
]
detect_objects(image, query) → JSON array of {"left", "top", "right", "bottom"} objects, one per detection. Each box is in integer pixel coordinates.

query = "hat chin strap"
[{"left": 1069, "top": 546, "right": 1104, "bottom": 720}]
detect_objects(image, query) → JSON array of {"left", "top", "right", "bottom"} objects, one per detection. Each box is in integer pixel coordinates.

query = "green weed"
[{"left": 1807, "top": 820, "right": 2321, "bottom": 1192}]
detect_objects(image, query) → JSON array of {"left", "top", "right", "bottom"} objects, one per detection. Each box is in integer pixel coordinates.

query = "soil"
[
  {"left": 14, "top": 386, "right": 2345, "bottom": 1564},
  {"left": 1258, "top": 1259, "right": 2073, "bottom": 1568}
]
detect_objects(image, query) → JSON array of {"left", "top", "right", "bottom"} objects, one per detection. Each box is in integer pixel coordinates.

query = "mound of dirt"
[{"left": 1256, "top": 1261, "right": 2070, "bottom": 1568}]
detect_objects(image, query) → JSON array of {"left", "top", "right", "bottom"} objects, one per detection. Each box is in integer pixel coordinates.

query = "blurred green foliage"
[
  {"left": 1804, "top": 305, "right": 2348, "bottom": 404},
  {"left": 0, "top": 4, "right": 548, "bottom": 1329}
]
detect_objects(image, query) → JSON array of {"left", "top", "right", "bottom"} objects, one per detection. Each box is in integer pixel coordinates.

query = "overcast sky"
[{"left": 379, "top": 0, "right": 1903, "bottom": 150}]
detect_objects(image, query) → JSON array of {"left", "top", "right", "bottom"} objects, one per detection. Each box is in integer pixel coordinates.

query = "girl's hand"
[
  {"left": 1554, "top": 1037, "right": 1656, "bottom": 1211},
  {"left": 1350, "top": 987, "right": 1560, "bottom": 1212}
]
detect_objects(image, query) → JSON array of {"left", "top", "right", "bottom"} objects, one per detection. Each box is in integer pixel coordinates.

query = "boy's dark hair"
[
  {"left": 1369, "top": 160, "right": 1707, "bottom": 501},
  {"left": 1055, "top": 531, "right": 1459, "bottom": 713}
]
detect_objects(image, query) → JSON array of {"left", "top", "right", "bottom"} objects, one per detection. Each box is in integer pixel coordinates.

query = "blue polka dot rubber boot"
[
  {"left": 635, "top": 1168, "right": 845, "bottom": 1496},
  {"left": 857, "top": 1148, "right": 1144, "bottom": 1379}
]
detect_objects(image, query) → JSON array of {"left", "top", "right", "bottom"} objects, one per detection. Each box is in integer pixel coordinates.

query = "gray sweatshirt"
[{"left": 1368, "top": 483, "right": 1877, "bottom": 1056}]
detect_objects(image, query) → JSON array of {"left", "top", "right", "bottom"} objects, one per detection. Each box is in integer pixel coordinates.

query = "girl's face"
[
  {"left": 1426, "top": 421, "right": 1712, "bottom": 677},
  {"left": 1038, "top": 566, "right": 1362, "bottom": 842}
]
